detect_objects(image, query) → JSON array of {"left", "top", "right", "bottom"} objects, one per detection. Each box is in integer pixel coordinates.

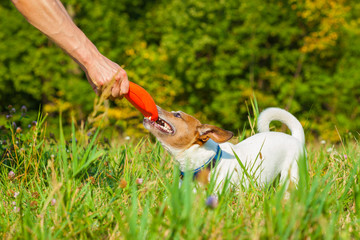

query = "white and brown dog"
[{"left": 143, "top": 107, "right": 306, "bottom": 190}]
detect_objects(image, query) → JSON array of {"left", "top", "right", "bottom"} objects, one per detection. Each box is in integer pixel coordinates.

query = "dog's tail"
[{"left": 257, "top": 107, "right": 305, "bottom": 145}]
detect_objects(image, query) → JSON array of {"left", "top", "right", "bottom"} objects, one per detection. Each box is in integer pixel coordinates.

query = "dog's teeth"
[{"left": 152, "top": 117, "right": 172, "bottom": 133}]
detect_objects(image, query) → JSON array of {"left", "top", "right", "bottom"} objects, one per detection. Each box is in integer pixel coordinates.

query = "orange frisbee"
[{"left": 125, "top": 82, "right": 158, "bottom": 121}]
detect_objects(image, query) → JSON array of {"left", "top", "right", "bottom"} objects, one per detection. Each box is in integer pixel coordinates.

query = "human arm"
[{"left": 11, "top": 0, "right": 128, "bottom": 98}]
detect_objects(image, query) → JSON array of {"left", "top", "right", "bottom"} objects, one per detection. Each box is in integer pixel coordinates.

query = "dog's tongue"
[{"left": 125, "top": 82, "right": 158, "bottom": 121}]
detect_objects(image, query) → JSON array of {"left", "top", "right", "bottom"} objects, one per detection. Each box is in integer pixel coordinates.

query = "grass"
[{"left": 1, "top": 107, "right": 359, "bottom": 239}]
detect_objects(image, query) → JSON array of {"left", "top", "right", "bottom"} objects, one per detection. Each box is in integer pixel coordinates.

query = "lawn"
[{"left": 1, "top": 109, "right": 359, "bottom": 239}]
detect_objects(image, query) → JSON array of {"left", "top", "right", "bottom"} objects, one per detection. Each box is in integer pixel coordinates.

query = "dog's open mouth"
[{"left": 145, "top": 117, "right": 175, "bottom": 135}]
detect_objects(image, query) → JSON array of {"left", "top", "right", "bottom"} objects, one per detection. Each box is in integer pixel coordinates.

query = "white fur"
[
  {"left": 164, "top": 108, "right": 306, "bottom": 190},
  {"left": 168, "top": 139, "right": 219, "bottom": 172}
]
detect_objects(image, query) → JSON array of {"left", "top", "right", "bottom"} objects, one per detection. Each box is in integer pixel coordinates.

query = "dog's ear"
[{"left": 197, "top": 124, "right": 233, "bottom": 144}]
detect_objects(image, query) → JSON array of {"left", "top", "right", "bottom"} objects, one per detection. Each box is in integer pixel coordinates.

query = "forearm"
[
  {"left": 12, "top": 0, "right": 129, "bottom": 96},
  {"left": 11, "top": 0, "right": 99, "bottom": 69}
]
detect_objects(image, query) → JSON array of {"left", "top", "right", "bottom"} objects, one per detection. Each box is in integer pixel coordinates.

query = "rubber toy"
[{"left": 125, "top": 82, "right": 159, "bottom": 121}]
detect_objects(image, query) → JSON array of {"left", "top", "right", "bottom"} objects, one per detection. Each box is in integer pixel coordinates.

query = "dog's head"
[{"left": 143, "top": 106, "right": 233, "bottom": 152}]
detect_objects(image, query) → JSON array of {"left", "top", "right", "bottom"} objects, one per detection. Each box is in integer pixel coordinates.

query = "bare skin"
[{"left": 11, "top": 0, "right": 129, "bottom": 98}]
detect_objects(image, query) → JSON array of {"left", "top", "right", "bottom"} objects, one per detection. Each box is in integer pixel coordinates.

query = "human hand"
[
  {"left": 84, "top": 55, "right": 129, "bottom": 99},
  {"left": 11, "top": 0, "right": 129, "bottom": 99}
]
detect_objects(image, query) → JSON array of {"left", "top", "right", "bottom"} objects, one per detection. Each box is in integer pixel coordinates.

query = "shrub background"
[{"left": 1, "top": 0, "right": 359, "bottom": 141}]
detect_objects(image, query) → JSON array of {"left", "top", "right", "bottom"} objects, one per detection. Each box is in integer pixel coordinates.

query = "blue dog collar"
[{"left": 180, "top": 145, "right": 222, "bottom": 179}]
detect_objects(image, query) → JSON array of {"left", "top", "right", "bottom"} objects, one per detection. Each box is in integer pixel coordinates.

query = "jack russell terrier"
[{"left": 143, "top": 107, "right": 306, "bottom": 190}]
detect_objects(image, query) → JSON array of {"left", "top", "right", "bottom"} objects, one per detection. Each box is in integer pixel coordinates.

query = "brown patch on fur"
[
  {"left": 145, "top": 107, "right": 233, "bottom": 150},
  {"left": 193, "top": 132, "right": 207, "bottom": 146},
  {"left": 196, "top": 168, "right": 210, "bottom": 185},
  {"left": 198, "top": 124, "right": 234, "bottom": 143}
]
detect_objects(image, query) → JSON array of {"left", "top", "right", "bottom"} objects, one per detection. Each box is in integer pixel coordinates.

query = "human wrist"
[{"left": 71, "top": 36, "right": 101, "bottom": 70}]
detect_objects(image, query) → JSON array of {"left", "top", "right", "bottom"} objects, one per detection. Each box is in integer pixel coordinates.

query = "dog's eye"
[{"left": 173, "top": 112, "right": 181, "bottom": 118}]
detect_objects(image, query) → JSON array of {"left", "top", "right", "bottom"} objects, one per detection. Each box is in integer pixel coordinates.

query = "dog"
[{"left": 143, "top": 106, "right": 306, "bottom": 190}]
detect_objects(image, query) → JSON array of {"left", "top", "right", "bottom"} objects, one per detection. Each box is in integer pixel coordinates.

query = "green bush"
[{"left": 1, "top": 0, "right": 359, "bottom": 141}]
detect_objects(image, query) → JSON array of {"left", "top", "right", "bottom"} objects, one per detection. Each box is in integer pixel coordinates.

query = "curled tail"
[{"left": 257, "top": 108, "right": 305, "bottom": 145}]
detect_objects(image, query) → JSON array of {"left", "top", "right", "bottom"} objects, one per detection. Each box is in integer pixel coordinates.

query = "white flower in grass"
[
  {"left": 136, "top": 178, "right": 144, "bottom": 185},
  {"left": 125, "top": 136, "right": 130, "bottom": 141},
  {"left": 12, "top": 201, "right": 16, "bottom": 206},
  {"left": 13, "top": 207, "right": 20, "bottom": 213},
  {"left": 51, "top": 198, "right": 56, "bottom": 206},
  {"left": 14, "top": 192, "right": 19, "bottom": 198},
  {"left": 326, "top": 147, "right": 333, "bottom": 153},
  {"left": 8, "top": 171, "right": 15, "bottom": 179},
  {"left": 320, "top": 140, "right": 326, "bottom": 145}
]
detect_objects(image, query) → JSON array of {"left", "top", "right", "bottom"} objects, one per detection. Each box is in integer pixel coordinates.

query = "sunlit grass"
[{"left": 0, "top": 107, "right": 359, "bottom": 239}]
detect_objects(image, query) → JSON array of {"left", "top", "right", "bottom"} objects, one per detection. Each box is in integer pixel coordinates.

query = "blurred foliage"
[{"left": 0, "top": 0, "right": 359, "bottom": 142}]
